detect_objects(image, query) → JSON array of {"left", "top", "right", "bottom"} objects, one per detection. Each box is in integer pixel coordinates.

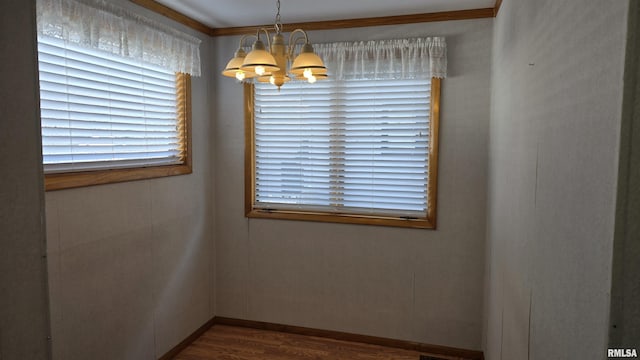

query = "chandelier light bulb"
[
  {"left": 269, "top": 76, "right": 276, "bottom": 85},
  {"left": 303, "top": 68, "right": 313, "bottom": 79},
  {"left": 307, "top": 75, "right": 317, "bottom": 84},
  {"left": 235, "top": 71, "right": 246, "bottom": 81},
  {"left": 255, "top": 66, "right": 266, "bottom": 76}
]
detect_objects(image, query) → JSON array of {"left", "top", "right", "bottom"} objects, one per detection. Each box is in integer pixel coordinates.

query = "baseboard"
[
  {"left": 213, "top": 317, "right": 484, "bottom": 360},
  {"left": 159, "top": 316, "right": 484, "bottom": 360},
  {"left": 158, "top": 317, "right": 216, "bottom": 360}
]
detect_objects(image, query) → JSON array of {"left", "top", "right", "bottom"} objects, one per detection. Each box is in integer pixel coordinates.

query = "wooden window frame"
[
  {"left": 244, "top": 78, "right": 441, "bottom": 229},
  {"left": 44, "top": 74, "right": 193, "bottom": 191}
]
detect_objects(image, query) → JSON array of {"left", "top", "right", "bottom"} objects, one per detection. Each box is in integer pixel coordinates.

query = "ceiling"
[{"left": 154, "top": 0, "right": 496, "bottom": 28}]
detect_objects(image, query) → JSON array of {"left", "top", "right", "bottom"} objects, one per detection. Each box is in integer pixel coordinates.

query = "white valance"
[
  {"left": 312, "top": 37, "right": 447, "bottom": 80},
  {"left": 36, "top": 0, "right": 202, "bottom": 76}
]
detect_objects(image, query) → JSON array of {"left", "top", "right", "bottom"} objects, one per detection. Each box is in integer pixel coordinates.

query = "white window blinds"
[
  {"left": 38, "top": 36, "right": 183, "bottom": 174},
  {"left": 253, "top": 77, "right": 432, "bottom": 218}
]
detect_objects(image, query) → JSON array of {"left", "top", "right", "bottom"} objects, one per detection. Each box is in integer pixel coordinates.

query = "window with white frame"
[
  {"left": 246, "top": 38, "right": 446, "bottom": 228},
  {"left": 36, "top": 0, "right": 201, "bottom": 190}
]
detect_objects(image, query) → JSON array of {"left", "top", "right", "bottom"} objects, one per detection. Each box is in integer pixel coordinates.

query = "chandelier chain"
[{"left": 274, "top": 0, "right": 282, "bottom": 33}]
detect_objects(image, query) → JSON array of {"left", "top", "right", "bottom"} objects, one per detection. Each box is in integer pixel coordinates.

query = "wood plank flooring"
[{"left": 173, "top": 325, "right": 466, "bottom": 360}]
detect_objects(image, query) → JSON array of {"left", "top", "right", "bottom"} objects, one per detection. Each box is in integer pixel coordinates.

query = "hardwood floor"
[{"left": 173, "top": 325, "right": 466, "bottom": 360}]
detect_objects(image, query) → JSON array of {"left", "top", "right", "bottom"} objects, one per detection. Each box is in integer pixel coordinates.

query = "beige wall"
[
  {"left": 43, "top": 2, "right": 215, "bottom": 359},
  {"left": 484, "top": 0, "right": 628, "bottom": 359},
  {"left": 0, "top": 1, "right": 51, "bottom": 359},
  {"left": 213, "top": 19, "right": 492, "bottom": 350}
]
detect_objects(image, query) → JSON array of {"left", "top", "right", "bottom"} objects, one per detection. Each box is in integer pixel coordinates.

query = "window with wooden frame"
[
  {"left": 37, "top": 35, "right": 192, "bottom": 191},
  {"left": 36, "top": 0, "right": 201, "bottom": 191},
  {"left": 245, "top": 77, "right": 441, "bottom": 229}
]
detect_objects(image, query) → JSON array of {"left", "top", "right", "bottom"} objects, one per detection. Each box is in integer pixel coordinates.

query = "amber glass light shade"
[
  {"left": 290, "top": 43, "right": 327, "bottom": 77},
  {"left": 222, "top": 48, "right": 256, "bottom": 80},
  {"left": 240, "top": 40, "right": 280, "bottom": 76}
]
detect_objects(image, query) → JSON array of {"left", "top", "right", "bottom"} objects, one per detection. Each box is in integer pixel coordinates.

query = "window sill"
[
  {"left": 246, "top": 208, "right": 436, "bottom": 229},
  {"left": 44, "top": 163, "right": 192, "bottom": 191}
]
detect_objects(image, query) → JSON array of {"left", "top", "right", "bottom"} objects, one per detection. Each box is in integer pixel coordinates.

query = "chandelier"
[{"left": 221, "top": 0, "right": 327, "bottom": 89}]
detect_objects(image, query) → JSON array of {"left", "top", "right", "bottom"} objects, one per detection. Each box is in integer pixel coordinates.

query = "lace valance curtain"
[
  {"left": 36, "top": 0, "right": 202, "bottom": 76},
  {"left": 313, "top": 37, "right": 447, "bottom": 80}
]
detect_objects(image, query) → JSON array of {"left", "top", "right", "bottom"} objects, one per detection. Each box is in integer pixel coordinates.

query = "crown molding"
[
  {"left": 210, "top": 8, "right": 495, "bottom": 36},
  {"left": 130, "top": 0, "right": 212, "bottom": 34},
  {"left": 131, "top": 1, "right": 502, "bottom": 37},
  {"left": 494, "top": 0, "right": 503, "bottom": 16}
]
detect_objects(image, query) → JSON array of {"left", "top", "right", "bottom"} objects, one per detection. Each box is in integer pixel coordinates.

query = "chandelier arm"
[
  {"left": 258, "top": 27, "right": 273, "bottom": 50},
  {"left": 287, "top": 30, "right": 309, "bottom": 58},
  {"left": 288, "top": 29, "right": 310, "bottom": 46},
  {"left": 238, "top": 34, "right": 258, "bottom": 49}
]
